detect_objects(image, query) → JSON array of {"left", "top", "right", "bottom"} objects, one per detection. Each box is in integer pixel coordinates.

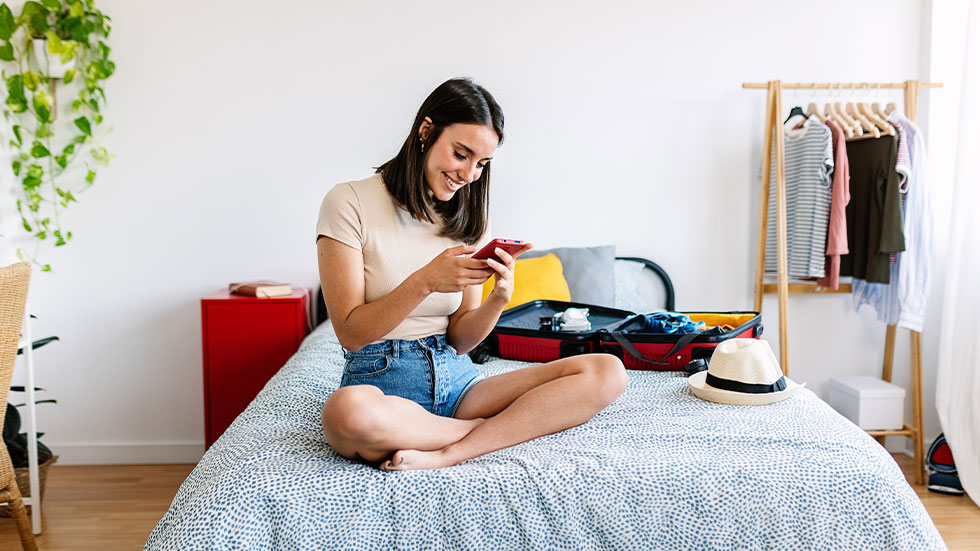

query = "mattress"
[{"left": 146, "top": 323, "right": 945, "bottom": 550}]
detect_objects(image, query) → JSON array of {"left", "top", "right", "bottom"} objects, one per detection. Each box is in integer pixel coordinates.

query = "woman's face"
[{"left": 419, "top": 121, "right": 498, "bottom": 202}]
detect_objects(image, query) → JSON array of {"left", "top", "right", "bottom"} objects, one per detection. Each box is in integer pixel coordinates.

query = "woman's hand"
[
  {"left": 484, "top": 243, "right": 534, "bottom": 305},
  {"left": 417, "top": 245, "right": 494, "bottom": 294}
]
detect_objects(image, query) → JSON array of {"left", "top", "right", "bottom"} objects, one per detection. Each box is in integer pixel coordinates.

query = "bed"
[{"left": 146, "top": 257, "right": 945, "bottom": 550}]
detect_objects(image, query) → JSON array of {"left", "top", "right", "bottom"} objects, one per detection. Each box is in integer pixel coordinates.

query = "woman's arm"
[
  {"left": 318, "top": 237, "right": 493, "bottom": 351},
  {"left": 446, "top": 244, "right": 533, "bottom": 355}
]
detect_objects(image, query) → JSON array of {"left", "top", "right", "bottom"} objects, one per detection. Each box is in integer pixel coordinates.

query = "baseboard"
[{"left": 45, "top": 441, "right": 204, "bottom": 465}]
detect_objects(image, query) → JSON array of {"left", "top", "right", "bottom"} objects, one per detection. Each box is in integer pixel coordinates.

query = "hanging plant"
[{"left": 0, "top": 0, "right": 114, "bottom": 271}]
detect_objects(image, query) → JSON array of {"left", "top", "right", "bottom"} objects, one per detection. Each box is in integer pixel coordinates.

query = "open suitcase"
[
  {"left": 597, "top": 312, "right": 763, "bottom": 371},
  {"left": 479, "top": 300, "right": 635, "bottom": 363},
  {"left": 472, "top": 256, "right": 671, "bottom": 364},
  {"left": 474, "top": 257, "right": 762, "bottom": 370}
]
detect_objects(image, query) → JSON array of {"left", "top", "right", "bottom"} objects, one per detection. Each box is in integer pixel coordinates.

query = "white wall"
[{"left": 0, "top": 0, "right": 956, "bottom": 464}]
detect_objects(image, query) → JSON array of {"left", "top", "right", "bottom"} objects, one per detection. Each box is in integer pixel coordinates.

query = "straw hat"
[{"left": 688, "top": 339, "right": 804, "bottom": 405}]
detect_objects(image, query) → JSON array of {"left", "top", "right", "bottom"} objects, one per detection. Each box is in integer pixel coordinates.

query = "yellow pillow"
[{"left": 481, "top": 253, "right": 571, "bottom": 310}]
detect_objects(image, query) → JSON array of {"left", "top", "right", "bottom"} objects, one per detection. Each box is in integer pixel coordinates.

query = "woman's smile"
[{"left": 444, "top": 173, "right": 464, "bottom": 193}]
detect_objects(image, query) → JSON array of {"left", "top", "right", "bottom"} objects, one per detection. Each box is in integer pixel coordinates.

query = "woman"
[{"left": 317, "top": 77, "right": 627, "bottom": 471}]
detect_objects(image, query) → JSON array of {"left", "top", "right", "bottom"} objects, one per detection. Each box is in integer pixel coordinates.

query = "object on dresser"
[{"left": 229, "top": 281, "right": 293, "bottom": 298}]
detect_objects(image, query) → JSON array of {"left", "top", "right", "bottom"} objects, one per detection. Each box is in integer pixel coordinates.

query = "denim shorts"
[{"left": 339, "top": 334, "right": 484, "bottom": 418}]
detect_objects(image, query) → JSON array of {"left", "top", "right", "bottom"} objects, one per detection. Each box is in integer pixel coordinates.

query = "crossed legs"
[{"left": 321, "top": 353, "right": 628, "bottom": 470}]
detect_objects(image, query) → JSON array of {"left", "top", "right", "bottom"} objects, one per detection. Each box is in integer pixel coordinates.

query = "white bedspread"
[{"left": 146, "top": 324, "right": 945, "bottom": 550}]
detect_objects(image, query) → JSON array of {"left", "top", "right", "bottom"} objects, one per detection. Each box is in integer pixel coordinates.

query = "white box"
[{"left": 827, "top": 376, "right": 906, "bottom": 430}]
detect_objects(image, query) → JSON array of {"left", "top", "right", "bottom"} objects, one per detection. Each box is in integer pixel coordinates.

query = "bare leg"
[
  {"left": 380, "top": 353, "right": 627, "bottom": 471},
  {"left": 322, "top": 385, "right": 483, "bottom": 463}
]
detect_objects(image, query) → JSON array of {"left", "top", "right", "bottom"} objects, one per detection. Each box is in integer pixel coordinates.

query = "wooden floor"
[{"left": 0, "top": 455, "right": 977, "bottom": 550}]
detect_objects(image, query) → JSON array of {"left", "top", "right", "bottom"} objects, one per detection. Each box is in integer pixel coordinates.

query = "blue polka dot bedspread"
[{"left": 146, "top": 325, "right": 945, "bottom": 550}]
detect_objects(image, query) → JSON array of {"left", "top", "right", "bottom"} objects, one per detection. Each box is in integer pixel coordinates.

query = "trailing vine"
[{"left": 0, "top": 0, "right": 113, "bottom": 271}]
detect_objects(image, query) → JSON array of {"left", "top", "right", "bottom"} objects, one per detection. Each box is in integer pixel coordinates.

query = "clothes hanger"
[
  {"left": 834, "top": 85, "right": 862, "bottom": 136},
  {"left": 825, "top": 84, "right": 854, "bottom": 137},
  {"left": 871, "top": 84, "right": 891, "bottom": 120},
  {"left": 784, "top": 87, "right": 807, "bottom": 126},
  {"left": 806, "top": 84, "right": 825, "bottom": 121},
  {"left": 848, "top": 102, "right": 880, "bottom": 137},
  {"left": 858, "top": 84, "right": 895, "bottom": 135},
  {"left": 885, "top": 84, "right": 898, "bottom": 115},
  {"left": 845, "top": 85, "right": 878, "bottom": 137}
]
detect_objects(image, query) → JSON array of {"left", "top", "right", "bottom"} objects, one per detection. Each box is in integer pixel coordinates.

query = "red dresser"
[{"left": 201, "top": 288, "right": 311, "bottom": 449}]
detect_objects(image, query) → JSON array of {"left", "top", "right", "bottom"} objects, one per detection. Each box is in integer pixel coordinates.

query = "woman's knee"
[
  {"left": 584, "top": 354, "right": 628, "bottom": 404},
  {"left": 321, "top": 385, "right": 387, "bottom": 444}
]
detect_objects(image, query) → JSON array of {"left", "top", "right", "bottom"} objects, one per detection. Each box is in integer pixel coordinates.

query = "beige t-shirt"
[{"left": 316, "top": 173, "right": 488, "bottom": 343}]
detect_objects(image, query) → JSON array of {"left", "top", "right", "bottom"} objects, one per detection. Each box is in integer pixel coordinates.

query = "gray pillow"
[{"left": 522, "top": 245, "right": 616, "bottom": 306}]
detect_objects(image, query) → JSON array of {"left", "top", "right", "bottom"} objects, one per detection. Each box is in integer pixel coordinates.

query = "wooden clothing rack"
[{"left": 742, "top": 79, "right": 942, "bottom": 485}]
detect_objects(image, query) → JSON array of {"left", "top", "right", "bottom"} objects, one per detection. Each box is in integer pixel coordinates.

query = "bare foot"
[
  {"left": 376, "top": 418, "right": 484, "bottom": 471},
  {"left": 380, "top": 448, "right": 457, "bottom": 471}
]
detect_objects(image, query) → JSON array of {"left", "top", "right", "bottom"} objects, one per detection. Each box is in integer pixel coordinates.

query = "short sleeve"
[
  {"left": 316, "top": 183, "right": 363, "bottom": 250},
  {"left": 822, "top": 126, "right": 835, "bottom": 183}
]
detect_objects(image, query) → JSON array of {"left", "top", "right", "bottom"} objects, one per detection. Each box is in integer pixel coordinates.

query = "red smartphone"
[{"left": 472, "top": 238, "right": 525, "bottom": 261}]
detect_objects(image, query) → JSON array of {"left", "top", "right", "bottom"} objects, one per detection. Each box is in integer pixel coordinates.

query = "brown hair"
[{"left": 376, "top": 78, "right": 504, "bottom": 244}]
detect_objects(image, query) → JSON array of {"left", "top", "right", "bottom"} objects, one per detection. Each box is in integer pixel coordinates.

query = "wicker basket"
[{"left": 1, "top": 455, "right": 57, "bottom": 516}]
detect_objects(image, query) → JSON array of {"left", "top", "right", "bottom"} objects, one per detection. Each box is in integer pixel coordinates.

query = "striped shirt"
[
  {"left": 851, "top": 114, "right": 932, "bottom": 331},
  {"left": 765, "top": 115, "right": 834, "bottom": 279}
]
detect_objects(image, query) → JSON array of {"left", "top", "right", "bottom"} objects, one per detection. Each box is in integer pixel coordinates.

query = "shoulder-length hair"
[{"left": 376, "top": 77, "right": 504, "bottom": 244}]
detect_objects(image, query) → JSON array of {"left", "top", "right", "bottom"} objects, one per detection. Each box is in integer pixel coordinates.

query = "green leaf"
[
  {"left": 69, "top": 1, "right": 83, "bottom": 17},
  {"left": 54, "top": 154, "right": 66, "bottom": 168},
  {"left": 21, "top": 2, "right": 51, "bottom": 36},
  {"left": 0, "top": 5, "right": 15, "bottom": 41},
  {"left": 6, "top": 96, "right": 28, "bottom": 113},
  {"left": 12, "top": 125, "right": 22, "bottom": 146},
  {"left": 85, "top": 169, "right": 95, "bottom": 183},
  {"left": 36, "top": 122, "right": 53, "bottom": 138},
  {"left": 35, "top": 230, "right": 46, "bottom": 239},
  {"left": 0, "top": 40, "right": 13, "bottom": 61},
  {"left": 90, "top": 146, "right": 110, "bottom": 164},
  {"left": 41, "top": 0, "right": 61, "bottom": 11},
  {"left": 62, "top": 143, "right": 75, "bottom": 156},
  {"left": 71, "top": 99, "right": 81, "bottom": 111},
  {"left": 27, "top": 164, "right": 43, "bottom": 178},
  {"left": 22, "top": 174, "right": 41, "bottom": 189},
  {"left": 62, "top": 68, "right": 75, "bottom": 83},
  {"left": 74, "top": 116, "right": 91, "bottom": 135},
  {"left": 32, "top": 92, "right": 52, "bottom": 122},
  {"left": 60, "top": 44, "right": 76, "bottom": 64},
  {"left": 11, "top": 160, "right": 21, "bottom": 175},
  {"left": 86, "top": 59, "right": 113, "bottom": 80},
  {"left": 65, "top": 16, "right": 85, "bottom": 41},
  {"left": 6, "top": 74, "right": 26, "bottom": 101},
  {"left": 88, "top": 98, "right": 98, "bottom": 112},
  {"left": 41, "top": 264, "right": 51, "bottom": 272},
  {"left": 23, "top": 70, "right": 39, "bottom": 91},
  {"left": 72, "top": 134, "right": 86, "bottom": 144},
  {"left": 66, "top": 230, "right": 72, "bottom": 240},
  {"left": 29, "top": 141, "right": 50, "bottom": 157},
  {"left": 22, "top": 219, "right": 31, "bottom": 232}
]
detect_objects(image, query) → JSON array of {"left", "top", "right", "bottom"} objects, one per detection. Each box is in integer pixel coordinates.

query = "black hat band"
[{"left": 705, "top": 373, "right": 787, "bottom": 394}]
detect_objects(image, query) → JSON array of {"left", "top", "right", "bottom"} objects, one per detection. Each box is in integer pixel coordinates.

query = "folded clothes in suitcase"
[
  {"left": 598, "top": 312, "right": 763, "bottom": 371},
  {"left": 480, "top": 300, "right": 635, "bottom": 363}
]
